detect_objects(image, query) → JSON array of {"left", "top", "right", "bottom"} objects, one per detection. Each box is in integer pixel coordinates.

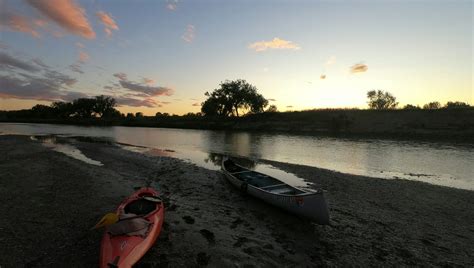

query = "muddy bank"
[{"left": 0, "top": 135, "right": 473, "bottom": 267}]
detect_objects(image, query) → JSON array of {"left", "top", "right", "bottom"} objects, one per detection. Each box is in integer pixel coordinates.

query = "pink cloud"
[
  {"left": 26, "top": 0, "right": 95, "bottom": 39},
  {"left": 79, "top": 51, "right": 89, "bottom": 62},
  {"left": 182, "top": 24, "right": 195, "bottom": 43},
  {"left": 96, "top": 11, "right": 118, "bottom": 38},
  {"left": 0, "top": 12, "right": 41, "bottom": 38},
  {"left": 248, "top": 38, "right": 300, "bottom": 52}
]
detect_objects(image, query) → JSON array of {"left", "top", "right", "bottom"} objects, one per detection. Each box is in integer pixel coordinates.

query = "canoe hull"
[
  {"left": 222, "top": 160, "right": 330, "bottom": 224},
  {"left": 99, "top": 188, "right": 164, "bottom": 268}
]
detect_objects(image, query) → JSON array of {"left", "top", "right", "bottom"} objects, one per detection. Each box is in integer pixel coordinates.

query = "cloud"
[
  {"left": 166, "top": 0, "right": 178, "bottom": 11},
  {"left": 0, "top": 11, "right": 42, "bottom": 38},
  {"left": 78, "top": 51, "right": 89, "bottom": 62},
  {"left": 119, "top": 80, "right": 173, "bottom": 97},
  {"left": 0, "top": 51, "right": 84, "bottom": 102},
  {"left": 192, "top": 102, "right": 200, "bottom": 106},
  {"left": 0, "top": 72, "right": 82, "bottom": 102},
  {"left": 350, "top": 63, "right": 368, "bottom": 74},
  {"left": 286, "top": 105, "right": 293, "bottom": 108},
  {"left": 248, "top": 38, "right": 300, "bottom": 52},
  {"left": 116, "top": 97, "right": 159, "bottom": 108},
  {"left": 0, "top": 52, "right": 41, "bottom": 72},
  {"left": 26, "top": 0, "right": 95, "bottom": 39},
  {"left": 113, "top": 72, "right": 173, "bottom": 97},
  {"left": 161, "top": 101, "right": 171, "bottom": 105},
  {"left": 75, "top": 42, "right": 84, "bottom": 49},
  {"left": 96, "top": 11, "right": 118, "bottom": 38},
  {"left": 69, "top": 63, "right": 84, "bottom": 74},
  {"left": 182, "top": 24, "right": 195, "bottom": 43},
  {"left": 267, "top": 98, "right": 276, "bottom": 102},
  {"left": 142, "top": 77, "right": 155, "bottom": 85},
  {"left": 320, "top": 74, "right": 326, "bottom": 80},
  {"left": 0, "top": 42, "right": 9, "bottom": 49},
  {"left": 113, "top": 72, "right": 127, "bottom": 81}
]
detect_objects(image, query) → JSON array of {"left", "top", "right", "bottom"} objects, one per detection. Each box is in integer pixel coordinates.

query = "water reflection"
[
  {"left": 1, "top": 123, "right": 473, "bottom": 190},
  {"left": 31, "top": 135, "right": 103, "bottom": 166}
]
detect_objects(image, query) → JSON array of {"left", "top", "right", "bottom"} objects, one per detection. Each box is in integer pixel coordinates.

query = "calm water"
[{"left": 1, "top": 123, "right": 473, "bottom": 190}]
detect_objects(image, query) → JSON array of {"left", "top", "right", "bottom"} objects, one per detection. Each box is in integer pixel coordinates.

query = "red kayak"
[{"left": 99, "top": 188, "right": 165, "bottom": 268}]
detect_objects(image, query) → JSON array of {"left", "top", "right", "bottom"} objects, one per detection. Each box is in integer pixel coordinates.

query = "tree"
[
  {"left": 201, "top": 79, "right": 268, "bottom": 116},
  {"left": 71, "top": 98, "right": 96, "bottom": 118},
  {"left": 265, "top": 105, "right": 278, "bottom": 113},
  {"left": 444, "top": 101, "right": 470, "bottom": 109},
  {"left": 423, "top": 101, "right": 441, "bottom": 109},
  {"left": 135, "top": 112, "right": 144, "bottom": 118},
  {"left": 403, "top": 104, "right": 420, "bottom": 110},
  {"left": 93, "top": 95, "right": 117, "bottom": 118},
  {"left": 366, "top": 90, "right": 398, "bottom": 110}
]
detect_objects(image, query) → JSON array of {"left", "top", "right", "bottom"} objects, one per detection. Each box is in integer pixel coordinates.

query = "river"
[{"left": 1, "top": 122, "right": 473, "bottom": 190}]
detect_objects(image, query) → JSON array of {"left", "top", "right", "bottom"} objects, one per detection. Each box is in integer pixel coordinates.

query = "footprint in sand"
[
  {"left": 182, "top": 215, "right": 195, "bottom": 224},
  {"left": 199, "top": 229, "right": 215, "bottom": 245}
]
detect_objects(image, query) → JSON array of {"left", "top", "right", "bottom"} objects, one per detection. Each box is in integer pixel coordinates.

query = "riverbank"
[
  {"left": 0, "top": 135, "right": 473, "bottom": 266},
  {"left": 2, "top": 108, "right": 474, "bottom": 142}
]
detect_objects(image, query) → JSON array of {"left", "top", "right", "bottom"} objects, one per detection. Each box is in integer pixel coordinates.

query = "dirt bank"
[{"left": 0, "top": 135, "right": 472, "bottom": 267}]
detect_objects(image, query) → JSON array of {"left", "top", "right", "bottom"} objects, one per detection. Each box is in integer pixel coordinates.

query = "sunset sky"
[{"left": 0, "top": 0, "right": 472, "bottom": 115}]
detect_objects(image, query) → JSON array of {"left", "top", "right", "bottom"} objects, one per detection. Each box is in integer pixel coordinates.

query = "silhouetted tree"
[
  {"left": 72, "top": 98, "right": 96, "bottom": 118},
  {"left": 367, "top": 90, "right": 398, "bottom": 110},
  {"left": 31, "top": 104, "right": 54, "bottom": 118},
  {"left": 423, "top": 101, "right": 441, "bottom": 109},
  {"left": 265, "top": 105, "right": 278, "bottom": 113},
  {"left": 403, "top": 104, "right": 421, "bottom": 110},
  {"left": 51, "top": 101, "right": 74, "bottom": 118},
  {"left": 201, "top": 79, "right": 268, "bottom": 116},
  {"left": 444, "top": 101, "right": 470, "bottom": 109},
  {"left": 93, "top": 95, "right": 117, "bottom": 118}
]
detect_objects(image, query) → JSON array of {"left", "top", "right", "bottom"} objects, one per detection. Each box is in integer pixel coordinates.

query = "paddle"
[{"left": 91, "top": 213, "right": 119, "bottom": 230}]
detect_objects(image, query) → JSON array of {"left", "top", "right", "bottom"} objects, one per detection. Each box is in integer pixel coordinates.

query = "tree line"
[{"left": 0, "top": 80, "right": 471, "bottom": 121}]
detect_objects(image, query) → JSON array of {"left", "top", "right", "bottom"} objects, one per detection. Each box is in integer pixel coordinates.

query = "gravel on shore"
[{"left": 0, "top": 135, "right": 473, "bottom": 267}]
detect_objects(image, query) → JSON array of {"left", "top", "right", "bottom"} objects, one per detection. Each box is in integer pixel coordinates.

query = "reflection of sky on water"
[
  {"left": 2, "top": 123, "right": 473, "bottom": 190},
  {"left": 31, "top": 135, "right": 103, "bottom": 166}
]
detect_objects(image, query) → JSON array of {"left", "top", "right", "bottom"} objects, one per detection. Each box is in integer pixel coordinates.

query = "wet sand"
[{"left": 0, "top": 135, "right": 473, "bottom": 267}]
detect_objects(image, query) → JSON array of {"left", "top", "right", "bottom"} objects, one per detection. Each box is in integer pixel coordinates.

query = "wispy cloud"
[
  {"left": 182, "top": 24, "right": 195, "bottom": 43},
  {"left": 142, "top": 77, "right": 155, "bottom": 86},
  {"left": 192, "top": 102, "right": 200, "bottom": 106},
  {"left": 350, "top": 63, "right": 368, "bottom": 74},
  {"left": 0, "top": 52, "right": 84, "bottom": 102},
  {"left": 0, "top": 52, "right": 41, "bottom": 72},
  {"left": 26, "top": 0, "right": 95, "bottom": 39},
  {"left": 113, "top": 72, "right": 128, "bottom": 81},
  {"left": 96, "top": 11, "right": 118, "bottom": 38},
  {"left": 69, "top": 63, "right": 84, "bottom": 74},
  {"left": 248, "top": 37, "right": 300, "bottom": 52},
  {"left": 268, "top": 98, "right": 276, "bottom": 102},
  {"left": 78, "top": 51, "right": 89, "bottom": 62},
  {"left": 0, "top": 11, "right": 43, "bottom": 38},
  {"left": 116, "top": 97, "right": 160, "bottom": 108},
  {"left": 320, "top": 74, "right": 326, "bottom": 80},
  {"left": 166, "top": 0, "right": 178, "bottom": 11},
  {"left": 113, "top": 72, "right": 173, "bottom": 99}
]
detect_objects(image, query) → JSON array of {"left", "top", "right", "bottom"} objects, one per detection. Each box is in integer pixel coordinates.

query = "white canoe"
[{"left": 222, "top": 158, "right": 330, "bottom": 225}]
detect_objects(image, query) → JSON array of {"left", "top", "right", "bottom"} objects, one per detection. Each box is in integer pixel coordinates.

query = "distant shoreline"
[{"left": 1, "top": 108, "right": 473, "bottom": 143}]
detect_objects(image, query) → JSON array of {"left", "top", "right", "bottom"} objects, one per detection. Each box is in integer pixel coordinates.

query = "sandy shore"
[{"left": 0, "top": 135, "right": 473, "bottom": 267}]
